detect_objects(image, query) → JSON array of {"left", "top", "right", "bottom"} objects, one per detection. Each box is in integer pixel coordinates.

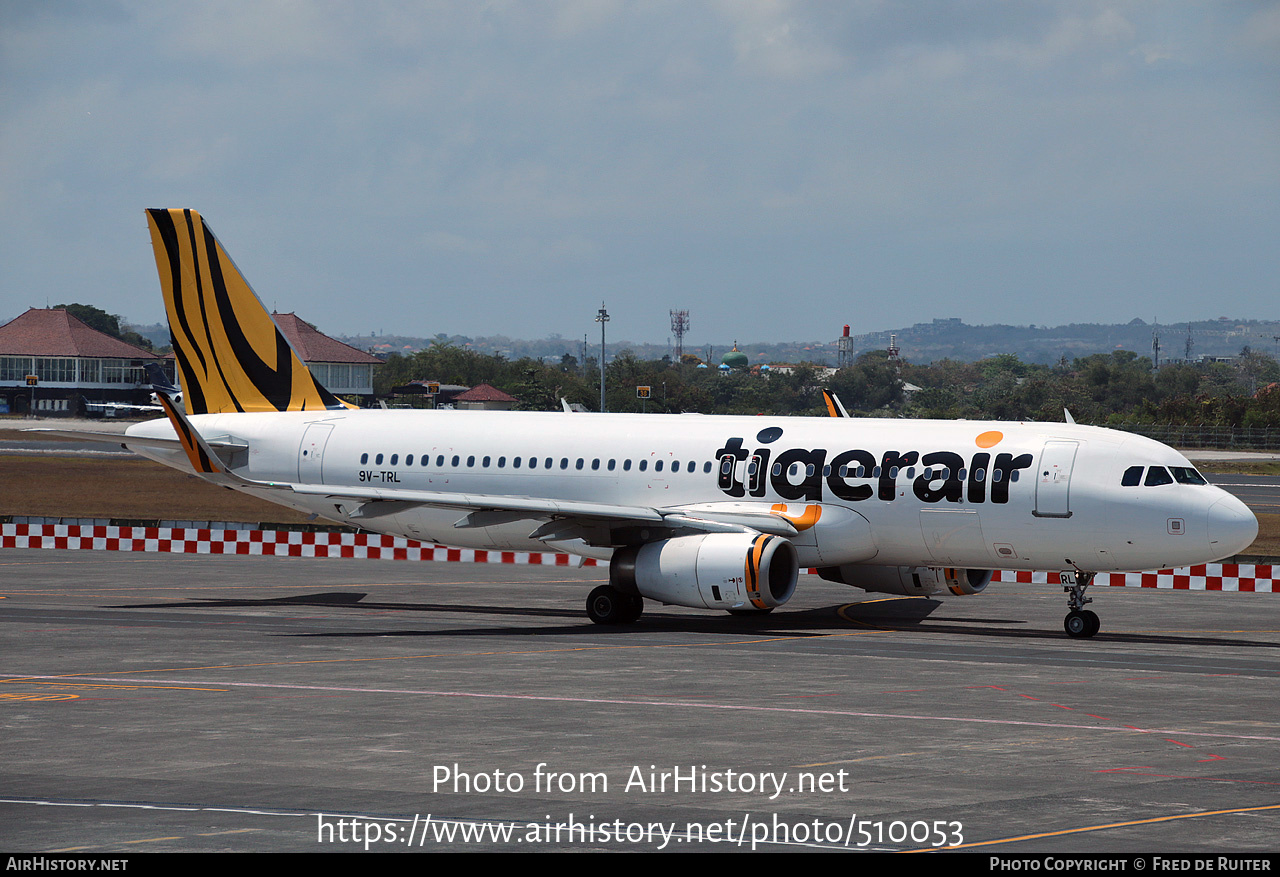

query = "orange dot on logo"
[{"left": 976, "top": 430, "right": 1003, "bottom": 448}]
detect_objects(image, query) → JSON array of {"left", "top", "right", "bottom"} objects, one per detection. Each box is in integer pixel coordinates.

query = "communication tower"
[{"left": 670, "top": 310, "right": 689, "bottom": 361}]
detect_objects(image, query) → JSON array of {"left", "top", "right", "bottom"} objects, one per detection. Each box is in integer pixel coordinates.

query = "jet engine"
[
  {"left": 611, "top": 533, "right": 799, "bottom": 611},
  {"left": 817, "top": 564, "right": 993, "bottom": 597}
]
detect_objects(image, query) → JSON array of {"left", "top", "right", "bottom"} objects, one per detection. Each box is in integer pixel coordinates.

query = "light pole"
[{"left": 595, "top": 302, "right": 609, "bottom": 412}]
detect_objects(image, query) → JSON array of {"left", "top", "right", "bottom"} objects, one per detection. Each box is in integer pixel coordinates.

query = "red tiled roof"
[
  {"left": 0, "top": 308, "right": 158, "bottom": 359},
  {"left": 453, "top": 383, "right": 517, "bottom": 403},
  {"left": 273, "top": 313, "right": 382, "bottom": 365}
]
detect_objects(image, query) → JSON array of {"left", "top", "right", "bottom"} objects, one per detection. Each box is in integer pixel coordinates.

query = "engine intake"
[{"left": 612, "top": 533, "right": 799, "bottom": 611}]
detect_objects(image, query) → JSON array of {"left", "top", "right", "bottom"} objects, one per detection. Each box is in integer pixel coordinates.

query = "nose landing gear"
[{"left": 1063, "top": 568, "right": 1100, "bottom": 638}]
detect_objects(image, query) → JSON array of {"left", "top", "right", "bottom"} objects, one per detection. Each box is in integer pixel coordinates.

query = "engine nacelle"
[
  {"left": 611, "top": 533, "right": 799, "bottom": 611},
  {"left": 817, "top": 564, "right": 993, "bottom": 597}
]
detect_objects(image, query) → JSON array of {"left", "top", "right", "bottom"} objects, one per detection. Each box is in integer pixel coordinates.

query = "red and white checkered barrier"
[
  {"left": 4, "top": 523, "right": 1273, "bottom": 588},
  {"left": 992, "top": 566, "right": 1279, "bottom": 592},
  {"left": 1, "top": 523, "right": 599, "bottom": 566}
]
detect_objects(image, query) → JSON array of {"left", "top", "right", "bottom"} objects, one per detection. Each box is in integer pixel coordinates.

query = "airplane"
[{"left": 38, "top": 209, "right": 1259, "bottom": 638}]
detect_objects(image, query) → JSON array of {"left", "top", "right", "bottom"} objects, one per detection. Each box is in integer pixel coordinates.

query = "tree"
[{"left": 55, "top": 302, "right": 154, "bottom": 351}]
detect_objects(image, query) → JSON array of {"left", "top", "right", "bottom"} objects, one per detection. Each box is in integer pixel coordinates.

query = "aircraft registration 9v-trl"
[{"left": 44, "top": 209, "right": 1261, "bottom": 640}]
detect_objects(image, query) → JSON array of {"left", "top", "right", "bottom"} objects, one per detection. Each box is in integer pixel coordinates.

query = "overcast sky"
[{"left": 2, "top": 1, "right": 1277, "bottom": 346}]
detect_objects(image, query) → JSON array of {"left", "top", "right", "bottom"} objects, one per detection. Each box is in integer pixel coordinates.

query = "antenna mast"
[{"left": 670, "top": 309, "right": 689, "bottom": 361}]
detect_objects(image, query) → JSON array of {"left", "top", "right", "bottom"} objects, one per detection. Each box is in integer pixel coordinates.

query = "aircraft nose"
[{"left": 1206, "top": 493, "right": 1258, "bottom": 558}]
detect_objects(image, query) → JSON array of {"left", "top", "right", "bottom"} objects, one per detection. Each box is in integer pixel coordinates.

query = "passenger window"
[
  {"left": 1145, "top": 466, "right": 1174, "bottom": 486},
  {"left": 624, "top": 459, "right": 632, "bottom": 471},
  {"left": 591, "top": 459, "right": 600, "bottom": 470},
  {"left": 1121, "top": 466, "right": 1143, "bottom": 487},
  {"left": 608, "top": 459, "right": 616, "bottom": 471},
  {"left": 772, "top": 463, "right": 782, "bottom": 476},
  {"left": 437, "top": 455, "right": 445, "bottom": 466},
  {"left": 639, "top": 460, "right": 648, "bottom": 471},
  {"left": 482, "top": 456, "right": 490, "bottom": 467},
  {"left": 360, "top": 453, "right": 369, "bottom": 465},
  {"left": 560, "top": 458, "right": 569, "bottom": 469},
  {"left": 703, "top": 462, "right": 712, "bottom": 473},
  {"left": 513, "top": 457, "right": 521, "bottom": 469},
  {"left": 451, "top": 455, "right": 459, "bottom": 466},
  {"left": 467, "top": 455, "right": 475, "bottom": 467},
  {"left": 406, "top": 455, "right": 414, "bottom": 466},
  {"left": 390, "top": 454, "right": 398, "bottom": 465},
  {"left": 498, "top": 456, "right": 505, "bottom": 468},
  {"left": 974, "top": 468, "right": 985, "bottom": 482},
  {"left": 375, "top": 453, "right": 384, "bottom": 465},
  {"left": 545, "top": 457, "right": 553, "bottom": 469}
]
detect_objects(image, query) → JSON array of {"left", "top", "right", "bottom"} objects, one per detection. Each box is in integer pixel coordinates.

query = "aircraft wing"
[
  {"left": 287, "top": 484, "right": 800, "bottom": 539},
  {"left": 23, "top": 428, "right": 248, "bottom": 453},
  {"left": 288, "top": 483, "right": 666, "bottom": 525}
]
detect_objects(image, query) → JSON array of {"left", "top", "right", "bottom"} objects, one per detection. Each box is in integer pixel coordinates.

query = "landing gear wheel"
[
  {"left": 586, "top": 586, "right": 641, "bottom": 624},
  {"left": 1062, "top": 569, "right": 1100, "bottom": 639},
  {"left": 1064, "top": 609, "right": 1100, "bottom": 639}
]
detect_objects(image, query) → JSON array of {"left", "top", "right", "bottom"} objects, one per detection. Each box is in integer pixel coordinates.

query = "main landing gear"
[
  {"left": 1062, "top": 568, "right": 1100, "bottom": 639},
  {"left": 586, "top": 585, "right": 644, "bottom": 625}
]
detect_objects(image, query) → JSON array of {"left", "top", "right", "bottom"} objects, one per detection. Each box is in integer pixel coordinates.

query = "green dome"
[{"left": 721, "top": 342, "right": 749, "bottom": 369}]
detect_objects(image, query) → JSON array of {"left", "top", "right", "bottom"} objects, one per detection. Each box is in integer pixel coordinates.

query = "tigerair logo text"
[{"left": 713, "top": 428, "right": 1032, "bottom": 505}]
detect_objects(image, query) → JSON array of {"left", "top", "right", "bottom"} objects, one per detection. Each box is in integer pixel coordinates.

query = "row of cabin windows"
[
  {"left": 1121, "top": 465, "right": 1208, "bottom": 487},
  {"left": 355, "top": 452, "right": 1025, "bottom": 484},
  {"left": 359, "top": 452, "right": 716, "bottom": 474}
]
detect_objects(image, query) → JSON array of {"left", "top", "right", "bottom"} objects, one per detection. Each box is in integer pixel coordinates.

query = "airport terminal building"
[{"left": 0, "top": 308, "right": 166, "bottom": 416}]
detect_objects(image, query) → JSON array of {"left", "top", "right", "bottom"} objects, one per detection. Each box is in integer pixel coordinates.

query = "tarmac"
[{"left": 2, "top": 547, "right": 1279, "bottom": 853}]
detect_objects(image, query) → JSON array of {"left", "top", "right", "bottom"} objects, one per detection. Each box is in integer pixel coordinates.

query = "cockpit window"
[
  {"left": 1144, "top": 466, "right": 1174, "bottom": 486},
  {"left": 1121, "top": 466, "right": 1143, "bottom": 487},
  {"left": 1170, "top": 466, "right": 1208, "bottom": 485}
]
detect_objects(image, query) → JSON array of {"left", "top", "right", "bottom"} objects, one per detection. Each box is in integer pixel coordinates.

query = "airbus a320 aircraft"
[{"left": 63, "top": 209, "right": 1263, "bottom": 638}]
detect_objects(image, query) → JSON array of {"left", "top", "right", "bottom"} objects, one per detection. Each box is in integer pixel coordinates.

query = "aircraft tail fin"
[
  {"left": 822, "top": 389, "right": 850, "bottom": 418},
  {"left": 145, "top": 208, "right": 349, "bottom": 416}
]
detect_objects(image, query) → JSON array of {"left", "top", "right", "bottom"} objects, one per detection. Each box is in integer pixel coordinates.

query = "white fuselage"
[{"left": 125, "top": 409, "right": 1258, "bottom": 574}]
